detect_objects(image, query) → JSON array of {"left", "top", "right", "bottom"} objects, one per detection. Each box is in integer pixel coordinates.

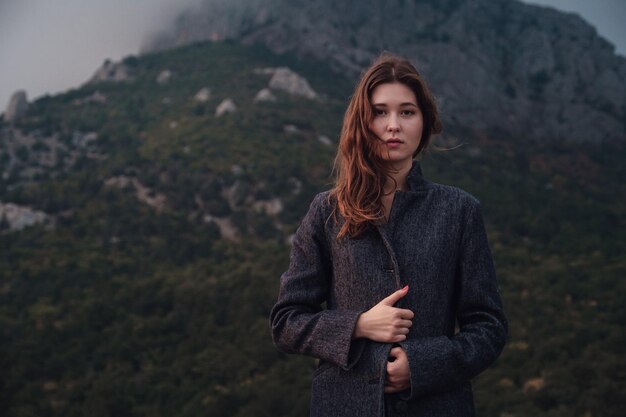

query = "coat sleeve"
[
  {"left": 398, "top": 200, "right": 508, "bottom": 399},
  {"left": 269, "top": 193, "right": 366, "bottom": 370}
]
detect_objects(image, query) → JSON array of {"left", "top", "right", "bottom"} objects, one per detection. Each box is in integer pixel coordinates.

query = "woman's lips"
[{"left": 386, "top": 139, "right": 402, "bottom": 148}]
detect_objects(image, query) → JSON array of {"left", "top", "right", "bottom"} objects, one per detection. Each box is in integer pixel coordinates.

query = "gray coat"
[{"left": 270, "top": 161, "right": 508, "bottom": 416}]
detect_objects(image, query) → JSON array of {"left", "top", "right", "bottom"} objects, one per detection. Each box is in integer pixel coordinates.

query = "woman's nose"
[{"left": 388, "top": 114, "right": 400, "bottom": 132}]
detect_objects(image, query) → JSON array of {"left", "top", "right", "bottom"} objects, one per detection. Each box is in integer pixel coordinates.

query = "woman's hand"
[
  {"left": 352, "top": 286, "right": 414, "bottom": 343},
  {"left": 384, "top": 346, "right": 411, "bottom": 393}
]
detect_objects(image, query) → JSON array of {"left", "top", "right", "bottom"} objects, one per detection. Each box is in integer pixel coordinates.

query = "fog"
[
  {"left": 0, "top": 0, "right": 624, "bottom": 111},
  {"left": 0, "top": 0, "right": 203, "bottom": 110}
]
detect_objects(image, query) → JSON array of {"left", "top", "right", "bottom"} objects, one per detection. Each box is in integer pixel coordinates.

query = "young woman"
[{"left": 270, "top": 53, "right": 508, "bottom": 417}]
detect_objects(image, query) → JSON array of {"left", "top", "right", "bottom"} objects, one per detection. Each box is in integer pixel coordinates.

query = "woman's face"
[{"left": 369, "top": 82, "right": 424, "bottom": 169}]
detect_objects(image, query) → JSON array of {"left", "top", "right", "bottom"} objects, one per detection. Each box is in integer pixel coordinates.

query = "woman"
[{"left": 269, "top": 53, "right": 508, "bottom": 416}]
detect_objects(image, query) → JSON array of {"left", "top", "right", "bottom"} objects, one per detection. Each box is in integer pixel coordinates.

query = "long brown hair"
[{"left": 330, "top": 52, "right": 442, "bottom": 239}]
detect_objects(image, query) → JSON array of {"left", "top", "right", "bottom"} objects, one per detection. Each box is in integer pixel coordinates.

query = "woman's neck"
[{"left": 383, "top": 161, "right": 412, "bottom": 194}]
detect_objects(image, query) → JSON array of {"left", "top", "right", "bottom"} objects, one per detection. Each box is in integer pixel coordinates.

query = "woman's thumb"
[{"left": 381, "top": 285, "right": 409, "bottom": 306}]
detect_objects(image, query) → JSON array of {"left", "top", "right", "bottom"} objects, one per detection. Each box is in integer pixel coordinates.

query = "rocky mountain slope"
[
  {"left": 143, "top": 0, "right": 626, "bottom": 144},
  {"left": 0, "top": 40, "right": 624, "bottom": 416}
]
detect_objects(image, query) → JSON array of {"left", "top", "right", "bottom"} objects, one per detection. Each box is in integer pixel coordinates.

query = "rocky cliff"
[
  {"left": 4, "top": 90, "right": 29, "bottom": 123},
  {"left": 142, "top": 0, "right": 626, "bottom": 143}
]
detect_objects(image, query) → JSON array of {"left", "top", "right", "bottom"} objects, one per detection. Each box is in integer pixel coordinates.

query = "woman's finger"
[
  {"left": 389, "top": 346, "right": 403, "bottom": 355},
  {"left": 393, "top": 334, "right": 407, "bottom": 342},
  {"left": 380, "top": 286, "right": 409, "bottom": 306},
  {"left": 398, "top": 319, "right": 413, "bottom": 328},
  {"left": 398, "top": 308, "right": 414, "bottom": 319},
  {"left": 383, "top": 384, "right": 393, "bottom": 392}
]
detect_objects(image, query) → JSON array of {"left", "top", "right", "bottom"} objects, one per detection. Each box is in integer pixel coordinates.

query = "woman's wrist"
[{"left": 353, "top": 312, "right": 369, "bottom": 339}]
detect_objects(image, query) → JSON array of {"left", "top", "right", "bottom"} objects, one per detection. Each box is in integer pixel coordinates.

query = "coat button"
[{"left": 394, "top": 400, "right": 408, "bottom": 412}]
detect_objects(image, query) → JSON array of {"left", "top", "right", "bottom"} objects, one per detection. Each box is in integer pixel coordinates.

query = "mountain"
[
  {"left": 143, "top": 0, "right": 626, "bottom": 145},
  {"left": 0, "top": 12, "right": 625, "bottom": 417}
]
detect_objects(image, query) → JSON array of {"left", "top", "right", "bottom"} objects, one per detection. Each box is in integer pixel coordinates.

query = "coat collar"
[{"left": 405, "top": 160, "right": 429, "bottom": 192}]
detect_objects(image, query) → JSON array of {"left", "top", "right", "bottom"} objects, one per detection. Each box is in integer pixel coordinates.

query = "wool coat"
[{"left": 270, "top": 161, "right": 508, "bottom": 417}]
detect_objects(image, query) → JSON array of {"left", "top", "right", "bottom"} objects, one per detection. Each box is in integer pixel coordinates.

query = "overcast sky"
[{"left": 1, "top": 0, "right": 625, "bottom": 111}]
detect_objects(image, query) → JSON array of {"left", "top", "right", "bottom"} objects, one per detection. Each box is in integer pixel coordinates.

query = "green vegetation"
[{"left": 0, "top": 41, "right": 624, "bottom": 416}]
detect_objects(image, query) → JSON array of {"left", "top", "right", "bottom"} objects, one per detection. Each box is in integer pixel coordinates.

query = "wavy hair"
[{"left": 330, "top": 53, "right": 442, "bottom": 239}]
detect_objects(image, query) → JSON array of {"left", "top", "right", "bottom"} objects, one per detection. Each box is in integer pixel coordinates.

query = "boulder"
[
  {"left": 283, "top": 124, "right": 300, "bottom": 134},
  {"left": 254, "top": 88, "right": 277, "bottom": 102},
  {"left": 156, "top": 70, "right": 172, "bottom": 84},
  {"left": 268, "top": 67, "right": 317, "bottom": 99},
  {"left": 194, "top": 87, "right": 212, "bottom": 102},
  {"left": 317, "top": 135, "right": 332, "bottom": 146},
  {"left": 215, "top": 98, "right": 237, "bottom": 116}
]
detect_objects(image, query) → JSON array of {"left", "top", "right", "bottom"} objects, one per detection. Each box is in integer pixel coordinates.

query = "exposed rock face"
[
  {"left": 88, "top": 59, "right": 131, "bottom": 84},
  {"left": 203, "top": 214, "right": 238, "bottom": 241},
  {"left": 0, "top": 202, "right": 49, "bottom": 232},
  {"left": 0, "top": 127, "right": 90, "bottom": 182},
  {"left": 72, "top": 131, "right": 98, "bottom": 148},
  {"left": 253, "top": 198, "right": 283, "bottom": 215},
  {"left": 104, "top": 176, "right": 167, "bottom": 212},
  {"left": 143, "top": 0, "right": 626, "bottom": 143},
  {"left": 4, "top": 90, "right": 28, "bottom": 122},
  {"left": 215, "top": 98, "right": 237, "bottom": 116}
]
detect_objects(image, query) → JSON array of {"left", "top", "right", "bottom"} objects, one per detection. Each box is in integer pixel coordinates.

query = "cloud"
[{"left": 0, "top": 0, "right": 203, "bottom": 109}]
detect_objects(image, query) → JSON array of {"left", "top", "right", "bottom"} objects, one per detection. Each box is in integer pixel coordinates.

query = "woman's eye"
[
  {"left": 401, "top": 110, "right": 415, "bottom": 116},
  {"left": 374, "top": 109, "right": 386, "bottom": 116}
]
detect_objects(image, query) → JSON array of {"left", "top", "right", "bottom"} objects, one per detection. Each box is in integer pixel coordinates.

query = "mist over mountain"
[
  {"left": 143, "top": 0, "right": 626, "bottom": 144},
  {"left": 0, "top": 0, "right": 204, "bottom": 109}
]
